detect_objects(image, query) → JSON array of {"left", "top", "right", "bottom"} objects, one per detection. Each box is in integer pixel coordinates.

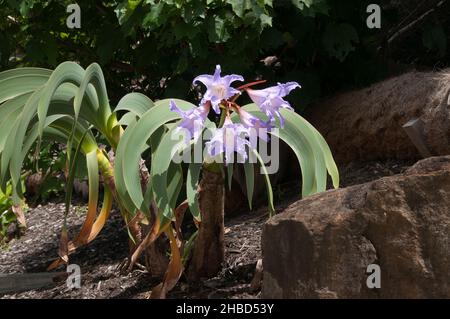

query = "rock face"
[
  {"left": 262, "top": 156, "right": 450, "bottom": 298},
  {"left": 304, "top": 69, "right": 450, "bottom": 165}
]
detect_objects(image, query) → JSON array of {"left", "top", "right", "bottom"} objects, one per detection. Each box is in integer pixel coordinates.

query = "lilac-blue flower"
[
  {"left": 206, "top": 117, "right": 251, "bottom": 164},
  {"left": 237, "top": 108, "right": 273, "bottom": 142},
  {"left": 193, "top": 65, "right": 244, "bottom": 114},
  {"left": 246, "top": 82, "right": 300, "bottom": 128},
  {"left": 169, "top": 100, "right": 209, "bottom": 142}
]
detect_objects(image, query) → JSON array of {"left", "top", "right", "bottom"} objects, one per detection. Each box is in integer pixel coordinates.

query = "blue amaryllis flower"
[
  {"left": 206, "top": 117, "right": 250, "bottom": 164},
  {"left": 193, "top": 65, "right": 244, "bottom": 114},
  {"left": 236, "top": 107, "right": 272, "bottom": 142},
  {"left": 170, "top": 67, "right": 301, "bottom": 163},
  {"left": 170, "top": 100, "right": 210, "bottom": 142},
  {"left": 246, "top": 82, "right": 300, "bottom": 127}
]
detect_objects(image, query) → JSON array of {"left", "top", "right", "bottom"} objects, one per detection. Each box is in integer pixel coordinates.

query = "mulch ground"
[{"left": 0, "top": 159, "right": 415, "bottom": 299}]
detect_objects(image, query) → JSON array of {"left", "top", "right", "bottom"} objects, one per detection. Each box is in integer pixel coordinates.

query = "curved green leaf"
[
  {"left": 226, "top": 163, "right": 233, "bottom": 191},
  {"left": 233, "top": 104, "right": 339, "bottom": 197},
  {"left": 114, "top": 92, "right": 154, "bottom": 117},
  {"left": 0, "top": 74, "right": 49, "bottom": 104},
  {"left": 251, "top": 148, "right": 274, "bottom": 215},
  {"left": 0, "top": 67, "right": 51, "bottom": 82},
  {"left": 114, "top": 99, "right": 197, "bottom": 215},
  {"left": 243, "top": 160, "right": 254, "bottom": 210},
  {"left": 37, "top": 62, "right": 99, "bottom": 138},
  {"left": 186, "top": 162, "right": 202, "bottom": 221}
]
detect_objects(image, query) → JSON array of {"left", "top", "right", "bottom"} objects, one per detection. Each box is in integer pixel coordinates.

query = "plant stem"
[
  {"left": 218, "top": 107, "right": 227, "bottom": 128},
  {"left": 187, "top": 165, "right": 225, "bottom": 279}
]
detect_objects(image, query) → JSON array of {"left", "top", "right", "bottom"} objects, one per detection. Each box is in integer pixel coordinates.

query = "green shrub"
[
  {"left": 2, "top": 1, "right": 447, "bottom": 109},
  {"left": 0, "top": 181, "right": 26, "bottom": 243}
]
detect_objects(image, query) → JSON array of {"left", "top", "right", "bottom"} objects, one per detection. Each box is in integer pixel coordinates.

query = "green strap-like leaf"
[
  {"left": 167, "top": 162, "right": 183, "bottom": 210},
  {"left": 37, "top": 62, "right": 99, "bottom": 138},
  {"left": 233, "top": 104, "right": 339, "bottom": 197},
  {"left": 19, "top": 115, "right": 69, "bottom": 165},
  {"left": 114, "top": 92, "right": 154, "bottom": 117},
  {"left": 73, "top": 63, "right": 111, "bottom": 134},
  {"left": 231, "top": 105, "right": 315, "bottom": 196},
  {"left": 1, "top": 64, "right": 101, "bottom": 194},
  {"left": 243, "top": 160, "right": 254, "bottom": 210},
  {"left": 251, "top": 148, "right": 275, "bottom": 215},
  {"left": 0, "top": 67, "right": 51, "bottom": 82},
  {"left": 0, "top": 108, "right": 23, "bottom": 153},
  {"left": 149, "top": 126, "right": 186, "bottom": 223},
  {"left": 186, "top": 162, "right": 202, "bottom": 222},
  {"left": 117, "top": 112, "right": 138, "bottom": 126},
  {"left": 279, "top": 108, "right": 339, "bottom": 189},
  {"left": 114, "top": 99, "right": 197, "bottom": 215},
  {"left": 65, "top": 134, "right": 96, "bottom": 218},
  {"left": 226, "top": 163, "right": 233, "bottom": 191},
  {"left": 0, "top": 74, "right": 49, "bottom": 104},
  {"left": 85, "top": 150, "right": 100, "bottom": 215},
  {"left": 0, "top": 92, "right": 32, "bottom": 120}
]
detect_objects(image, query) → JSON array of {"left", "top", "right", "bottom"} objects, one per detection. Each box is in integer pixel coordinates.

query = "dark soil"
[{"left": 0, "top": 159, "right": 415, "bottom": 299}]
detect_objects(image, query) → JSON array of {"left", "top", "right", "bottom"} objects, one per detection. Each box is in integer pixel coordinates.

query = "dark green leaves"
[
  {"left": 1, "top": 0, "right": 447, "bottom": 108},
  {"left": 322, "top": 23, "right": 359, "bottom": 62},
  {"left": 206, "top": 15, "right": 231, "bottom": 43},
  {"left": 422, "top": 23, "right": 447, "bottom": 57}
]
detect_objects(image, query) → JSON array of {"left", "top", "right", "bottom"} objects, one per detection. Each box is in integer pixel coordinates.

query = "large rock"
[
  {"left": 304, "top": 69, "right": 450, "bottom": 164},
  {"left": 262, "top": 156, "right": 450, "bottom": 298}
]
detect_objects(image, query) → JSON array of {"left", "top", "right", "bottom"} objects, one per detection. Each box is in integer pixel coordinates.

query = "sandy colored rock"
[
  {"left": 305, "top": 69, "right": 450, "bottom": 165},
  {"left": 262, "top": 156, "right": 450, "bottom": 298}
]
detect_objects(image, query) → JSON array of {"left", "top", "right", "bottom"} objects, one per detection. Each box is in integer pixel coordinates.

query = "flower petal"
[
  {"left": 246, "top": 88, "right": 268, "bottom": 106},
  {"left": 223, "top": 74, "right": 244, "bottom": 85},
  {"left": 193, "top": 74, "right": 213, "bottom": 86},
  {"left": 213, "top": 65, "right": 221, "bottom": 81},
  {"left": 278, "top": 81, "right": 301, "bottom": 96},
  {"left": 209, "top": 96, "right": 222, "bottom": 114},
  {"left": 169, "top": 100, "right": 186, "bottom": 116},
  {"left": 193, "top": 65, "right": 244, "bottom": 109}
]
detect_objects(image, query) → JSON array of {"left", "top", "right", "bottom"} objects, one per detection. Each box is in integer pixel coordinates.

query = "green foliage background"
[
  {"left": 0, "top": 0, "right": 449, "bottom": 246},
  {"left": 0, "top": 0, "right": 449, "bottom": 110}
]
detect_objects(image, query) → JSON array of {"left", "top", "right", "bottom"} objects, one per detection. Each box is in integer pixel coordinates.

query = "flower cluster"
[{"left": 170, "top": 65, "right": 300, "bottom": 163}]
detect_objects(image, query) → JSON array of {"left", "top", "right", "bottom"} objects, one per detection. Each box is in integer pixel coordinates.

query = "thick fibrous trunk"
[
  {"left": 187, "top": 167, "right": 225, "bottom": 280},
  {"left": 305, "top": 69, "right": 450, "bottom": 165},
  {"left": 127, "top": 214, "right": 169, "bottom": 277},
  {"left": 144, "top": 236, "right": 169, "bottom": 277}
]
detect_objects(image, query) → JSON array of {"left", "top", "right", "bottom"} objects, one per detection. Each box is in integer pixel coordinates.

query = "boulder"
[
  {"left": 304, "top": 69, "right": 450, "bottom": 165},
  {"left": 262, "top": 156, "right": 450, "bottom": 298}
]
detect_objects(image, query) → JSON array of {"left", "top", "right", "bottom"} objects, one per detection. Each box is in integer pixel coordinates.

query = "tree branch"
[{"left": 387, "top": 0, "right": 446, "bottom": 45}]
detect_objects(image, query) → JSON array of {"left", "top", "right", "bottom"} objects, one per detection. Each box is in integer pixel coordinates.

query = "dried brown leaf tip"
[
  {"left": 12, "top": 204, "right": 27, "bottom": 228},
  {"left": 58, "top": 227, "right": 69, "bottom": 264}
]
